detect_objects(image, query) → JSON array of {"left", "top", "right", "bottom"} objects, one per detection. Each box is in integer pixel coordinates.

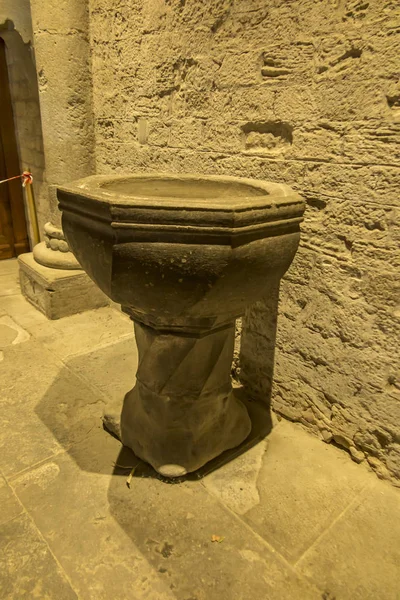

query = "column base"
[
  {"left": 18, "top": 252, "right": 109, "bottom": 319},
  {"left": 33, "top": 241, "right": 81, "bottom": 270}
]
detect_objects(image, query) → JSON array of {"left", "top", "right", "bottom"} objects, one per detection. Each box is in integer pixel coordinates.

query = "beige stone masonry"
[{"left": 88, "top": 0, "right": 400, "bottom": 485}]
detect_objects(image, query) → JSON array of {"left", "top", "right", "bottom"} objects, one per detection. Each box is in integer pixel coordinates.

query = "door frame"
[{"left": 0, "top": 36, "right": 29, "bottom": 259}]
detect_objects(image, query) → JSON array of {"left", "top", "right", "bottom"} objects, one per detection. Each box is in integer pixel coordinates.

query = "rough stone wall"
[
  {"left": 0, "top": 1, "right": 46, "bottom": 241},
  {"left": 89, "top": 0, "right": 400, "bottom": 484}
]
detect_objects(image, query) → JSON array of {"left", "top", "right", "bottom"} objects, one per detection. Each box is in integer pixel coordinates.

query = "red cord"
[{"left": 0, "top": 171, "right": 33, "bottom": 187}]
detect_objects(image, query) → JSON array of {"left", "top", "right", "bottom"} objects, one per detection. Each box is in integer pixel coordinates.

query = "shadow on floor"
[
  {"left": 33, "top": 352, "right": 284, "bottom": 596},
  {"left": 103, "top": 390, "right": 277, "bottom": 599},
  {"left": 35, "top": 354, "right": 272, "bottom": 481}
]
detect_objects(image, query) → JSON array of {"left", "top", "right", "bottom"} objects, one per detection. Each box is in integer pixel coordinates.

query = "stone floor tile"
[
  {"left": 296, "top": 482, "right": 400, "bottom": 600},
  {"left": 0, "top": 294, "right": 49, "bottom": 329},
  {"left": 0, "top": 315, "right": 30, "bottom": 345},
  {"left": 0, "top": 512, "right": 78, "bottom": 599},
  {"left": 241, "top": 420, "right": 371, "bottom": 563},
  {"left": 0, "top": 258, "right": 18, "bottom": 274},
  {"left": 0, "top": 475, "right": 23, "bottom": 526},
  {"left": 0, "top": 340, "right": 105, "bottom": 477},
  {"left": 1, "top": 257, "right": 398, "bottom": 599},
  {"left": 203, "top": 438, "right": 269, "bottom": 515},
  {"left": 0, "top": 259, "right": 20, "bottom": 297},
  {"left": 30, "top": 306, "right": 133, "bottom": 360},
  {"left": 0, "top": 274, "right": 20, "bottom": 297},
  {"left": 12, "top": 428, "right": 320, "bottom": 600},
  {"left": 0, "top": 340, "right": 64, "bottom": 476},
  {"left": 67, "top": 337, "right": 138, "bottom": 404},
  {"left": 11, "top": 433, "right": 178, "bottom": 600},
  {"left": 0, "top": 315, "right": 31, "bottom": 364},
  {"left": 0, "top": 339, "right": 62, "bottom": 406}
]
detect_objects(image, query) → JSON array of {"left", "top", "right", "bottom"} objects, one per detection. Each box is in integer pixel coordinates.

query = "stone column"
[
  {"left": 30, "top": 0, "right": 95, "bottom": 270},
  {"left": 18, "top": 0, "right": 107, "bottom": 317}
]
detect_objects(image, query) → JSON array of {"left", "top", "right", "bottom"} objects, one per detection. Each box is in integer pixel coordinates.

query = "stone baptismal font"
[{"left": 57, "top": 174, "right": 304, "bottom": 477}]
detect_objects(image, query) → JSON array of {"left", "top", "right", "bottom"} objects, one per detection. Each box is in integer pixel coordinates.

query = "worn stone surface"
[
  {"left": 28, "top": 304, "right": 132, "bottom": 361},
  {"left": 58, "top": 173, "right": 303, "bottom": 475},
  {"left": 0, "top": 475, "right": 23, "bottom": 526},
  {"left": 203, "top": 438, "right": 268, "bottom": 515},
  {"left": 0, "top": 259, "right": 21, "bottom": 296},
  {"left": 68, "top": 335, "right": 136, "bottom": 441},
  {"left": 30, "top": 0, "right": 95, "bottom": 194},
  {"left": 0, "top": 513, "right": 78, "bottom": 599},
  {"left": 0, "top": 314, "right": 30, "bottom": 362},
  {"left": 240, "top": 420, "right": 370, "bottom": 563},
  {"left": 88, "top": 0, "right": 400, "bottom": 485},
  {"left": 12, "top": 438, "right": 176, "bottom": 600},
  {"left": 297, "top": 483, "right": 400, "bottom": 600},
  {"left": 0, "top": 290, "right": 52, "bottom": 330},
  {"left": 0, "top": 264, "right": 399, "bottom": 598},
  {"left": 68, "top": 336, "right": 136, "bottom": 403},
  {"left": 18, "top": 253, "right": 109, "bottom": 319},
  {"left": 12, "top": 429, "right": 319, "bottom": 600},
  {"left": 203, "top": 418, "right": 374, "bottom": 564},
  {"left": 0, "top": 262, "right": 131, "bottom": 479},
  {"left": 0, "top": 339, "right": 105, "bottom": 478}
]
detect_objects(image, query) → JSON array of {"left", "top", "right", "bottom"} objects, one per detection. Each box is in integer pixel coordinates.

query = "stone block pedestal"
[{"left": 18, "top": 252, "right": 108, "bottom": 319}]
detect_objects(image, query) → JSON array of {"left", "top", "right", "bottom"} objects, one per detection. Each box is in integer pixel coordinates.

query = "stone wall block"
[
  {"left": 214, "top": 51, "right": 261, "bottom": 89},
  {"left": 178, "top": 87, "right": 277, "bottom": 123},
  {"left": 31, "top": 0, "right": 89, "bottom": 35},
  {"left": 302, "top": 162, "right": 400, "bottom": 205},
  {"left": 157, "top": 0, "right": 233, "bottom": 33},
  {"left": 146, "top": 119, "right": 170, "bottom": 147},
  {"left": 314, "top": 79, "right": 392, "bottom": 122},
  {"left": 342, "top": 123, "right": 400, "bottom": 165},
  {"left": 259, "top": 41, "right": 315, "bottom": 85}
]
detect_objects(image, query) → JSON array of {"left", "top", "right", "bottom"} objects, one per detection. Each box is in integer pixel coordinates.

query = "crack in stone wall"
[{"left": 88, "top": 0, "right": 400, "bottom": 486}]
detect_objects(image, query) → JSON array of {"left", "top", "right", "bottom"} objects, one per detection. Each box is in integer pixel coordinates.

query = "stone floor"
[{"left": 0, "top": 257, "right": 399, "bottom": 600}]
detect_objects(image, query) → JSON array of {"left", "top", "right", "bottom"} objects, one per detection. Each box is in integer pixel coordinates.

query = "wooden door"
[{"left": 0, "top": 37, "right": 29, "bottom": 259}]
